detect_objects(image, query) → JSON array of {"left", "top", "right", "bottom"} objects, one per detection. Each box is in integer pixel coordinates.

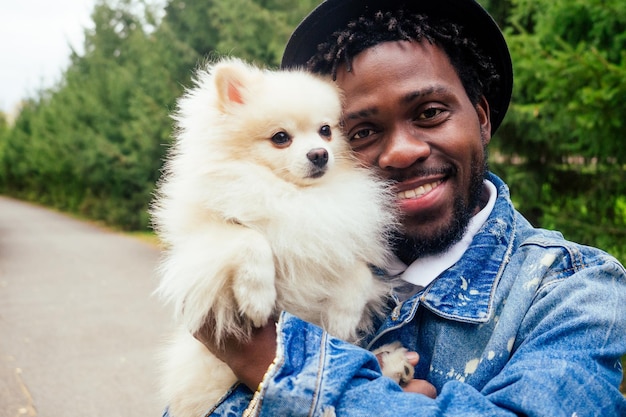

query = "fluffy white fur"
[{"left": 152, "top": 57, "right": 411, "bottom": 417}]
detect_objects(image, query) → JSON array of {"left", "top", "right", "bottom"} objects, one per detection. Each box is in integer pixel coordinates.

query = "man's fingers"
[
  {"left": 404, "top": 351, "right": 419, "bottom": 366},
  {"left": 402, "top": 379, "right": 437, "bottom": 398}
]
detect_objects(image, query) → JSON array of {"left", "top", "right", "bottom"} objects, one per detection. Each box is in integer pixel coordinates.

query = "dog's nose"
[{"left": 307, "top": 148, "right": 329, "bottom": 169}]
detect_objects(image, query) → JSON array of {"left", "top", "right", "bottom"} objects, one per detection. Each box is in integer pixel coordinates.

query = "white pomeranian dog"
[{"left": 152, "top": 57, "right": 414, "bottom": 417}]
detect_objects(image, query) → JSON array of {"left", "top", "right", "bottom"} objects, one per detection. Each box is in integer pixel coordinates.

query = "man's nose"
[{"left": 377, "top": 127, "right": 430, "bottom": 170}]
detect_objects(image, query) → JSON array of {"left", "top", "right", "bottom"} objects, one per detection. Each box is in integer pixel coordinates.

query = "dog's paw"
[
  {"left": 372, "top": 342, "right": 415, "bottom": 386},
  {"left": 232, "top": 245, "right": 277, "bottom": 327},
  {"left": 235, "top": 282, "right": 276, "bottom": 328}
]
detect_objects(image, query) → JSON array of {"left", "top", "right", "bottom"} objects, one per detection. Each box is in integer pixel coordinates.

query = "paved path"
[{"left": 0, "top": 196, "right": 173, "bottom": 417}]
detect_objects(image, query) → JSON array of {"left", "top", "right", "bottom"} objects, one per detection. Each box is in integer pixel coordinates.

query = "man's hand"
[
  {"left": 195, "top": 317, "right": 436, "bottom": 399},
  {"left": 194, "top": 319, "right": 277, "bottom": 391},
  {"left": 403, "top": 377, "right": 438, "bottom": 398}
]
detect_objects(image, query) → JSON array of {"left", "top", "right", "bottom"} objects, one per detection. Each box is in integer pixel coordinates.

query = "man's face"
[{"left": 335, "top": 40, "right": 492, "bottom": 261}]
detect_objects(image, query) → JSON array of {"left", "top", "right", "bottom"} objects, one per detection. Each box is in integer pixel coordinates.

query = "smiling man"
[
  {"left": 177, "top": 1, "right": 626, "bottom": 416},
  {"left": 337, "top": 39, "right": 490, "bottom": 262}
]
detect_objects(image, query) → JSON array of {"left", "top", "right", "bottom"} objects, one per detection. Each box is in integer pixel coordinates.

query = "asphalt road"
[{"left": 0, "top": 196, "right": 173, "bottom": 417}]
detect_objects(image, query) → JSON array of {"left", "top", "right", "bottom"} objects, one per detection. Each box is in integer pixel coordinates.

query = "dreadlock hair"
[{"left": 306, "top": 9, "right": 499, "bottom": 107}]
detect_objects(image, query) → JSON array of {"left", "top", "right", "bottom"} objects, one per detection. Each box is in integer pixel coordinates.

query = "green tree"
[
  {"left": 491, "top": 0, "right": 626, "bottom": 262},
  {"left": 160, "top": 0, "right": 320, "bottom": 69},
  {"left": 1, "top": 0, "right": 174, "bottom": 229},
  {"left": 0, "top": 112, "right": 9, "bottom": 189},
  {"left": 0, "top": 0, "right": 324, "bottom": 230}
]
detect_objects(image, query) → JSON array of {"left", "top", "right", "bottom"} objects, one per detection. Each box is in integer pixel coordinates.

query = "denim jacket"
[{"left": 171, "top": 172, "right": 626, "bottom": 417}]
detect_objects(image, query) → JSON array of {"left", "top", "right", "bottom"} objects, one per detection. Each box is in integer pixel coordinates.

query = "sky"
[{"left": 0, "top": 0, "right": 96, "bottom": 115}]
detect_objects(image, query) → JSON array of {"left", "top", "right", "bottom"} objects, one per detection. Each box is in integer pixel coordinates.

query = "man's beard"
[{"left": 393, "top": 153, "right": 488, "bottom": 264}]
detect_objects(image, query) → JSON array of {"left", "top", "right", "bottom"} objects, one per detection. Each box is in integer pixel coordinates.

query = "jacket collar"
[{"left": 415, "top": 172, "right": 517, "bottom": 323}]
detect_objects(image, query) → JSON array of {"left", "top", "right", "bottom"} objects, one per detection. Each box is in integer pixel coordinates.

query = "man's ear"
[
  {"left": 476, "top": 95, "right": 492, "bottom": 145},
  {"left": 213, "top": 59, "right": 253, "bottom": 112}
]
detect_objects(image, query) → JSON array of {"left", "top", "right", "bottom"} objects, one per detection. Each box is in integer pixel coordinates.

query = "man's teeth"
[{"left": 397, "top": 180, "right": 443, "bottom": 200}]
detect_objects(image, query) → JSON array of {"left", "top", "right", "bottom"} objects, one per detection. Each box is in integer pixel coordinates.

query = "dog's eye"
[
  {"left": 319, "top": 125, "right": 332, "bottom": 138},
  {"left": 271, "top": 131, "right": 291, "bottom": 147}
]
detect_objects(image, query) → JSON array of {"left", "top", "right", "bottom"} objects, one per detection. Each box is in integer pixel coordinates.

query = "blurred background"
[{"left": 0, "top": 0, "right": 624, "bottom": 398}]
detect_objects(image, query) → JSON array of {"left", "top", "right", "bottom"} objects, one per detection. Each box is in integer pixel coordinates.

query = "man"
[{"left": 182, "top": 0, "right": 626, "bottom": 415}]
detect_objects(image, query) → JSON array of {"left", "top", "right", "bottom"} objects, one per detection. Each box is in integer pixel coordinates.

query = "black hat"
[{"left": 281, "top": 0, "right": 513, "bottom": 133}]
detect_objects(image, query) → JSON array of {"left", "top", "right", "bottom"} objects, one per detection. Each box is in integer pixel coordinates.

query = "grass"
[{"left": 126, "top": 230, "right": 161, "bottom": 247}]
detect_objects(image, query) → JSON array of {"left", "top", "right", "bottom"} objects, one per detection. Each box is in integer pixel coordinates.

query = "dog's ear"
[{"left": 213, "top": 59, "right": 254, "bottom": 112}]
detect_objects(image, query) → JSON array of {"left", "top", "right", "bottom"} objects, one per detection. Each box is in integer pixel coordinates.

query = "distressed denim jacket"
[{"left": 170, "top": 173, "right": 626, "bottom": 417}]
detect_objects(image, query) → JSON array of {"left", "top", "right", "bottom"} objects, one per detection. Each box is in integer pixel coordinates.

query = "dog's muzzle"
[{"left": 307, "top": 148, "right": 328, "bottom": 169}]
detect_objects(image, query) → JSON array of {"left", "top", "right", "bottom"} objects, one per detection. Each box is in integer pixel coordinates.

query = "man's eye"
[
  {"left": 418, "top": 107, "right": 444, "bottom": 120},
  {"left": 350, "top": 128, "right": 374, "bottom": 141}
]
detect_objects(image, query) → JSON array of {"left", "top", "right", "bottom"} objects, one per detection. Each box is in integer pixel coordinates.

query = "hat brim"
[{"left": 281, "top": 0, "right": 512, "bottom": 134}]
